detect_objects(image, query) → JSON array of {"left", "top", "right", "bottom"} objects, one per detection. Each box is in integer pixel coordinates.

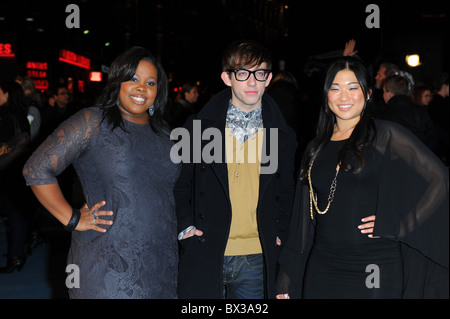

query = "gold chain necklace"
[{"left": 308, "top": 158, "right": 341, "bottom": 220}]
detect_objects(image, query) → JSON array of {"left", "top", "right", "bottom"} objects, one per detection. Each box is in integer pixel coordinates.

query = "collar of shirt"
[{"left": 226, "top": 100, "right": 263, "bottom": 144}]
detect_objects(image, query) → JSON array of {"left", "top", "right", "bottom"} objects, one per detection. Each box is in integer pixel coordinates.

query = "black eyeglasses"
[{"left": 227, "top": 69, "right": 271, "bottom": 82}]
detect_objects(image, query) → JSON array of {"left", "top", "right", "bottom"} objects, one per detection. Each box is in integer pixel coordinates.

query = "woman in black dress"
[{"left": 277, "top": 57, "right": 448, "bottom": 299}]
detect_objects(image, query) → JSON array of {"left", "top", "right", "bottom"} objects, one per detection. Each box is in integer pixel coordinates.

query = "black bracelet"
[{"left": 64, "top": 208, "right": 81, "bottom": 232}]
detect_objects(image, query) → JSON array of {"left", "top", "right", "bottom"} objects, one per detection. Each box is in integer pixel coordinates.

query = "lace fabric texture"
[{"left": 23, "top": 107, "right": 181, "bottom": 298}]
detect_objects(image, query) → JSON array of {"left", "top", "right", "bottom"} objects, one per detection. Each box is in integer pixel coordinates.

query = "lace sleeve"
[{"left": 23, "top": 108, "right": 101, "bottom": 185}]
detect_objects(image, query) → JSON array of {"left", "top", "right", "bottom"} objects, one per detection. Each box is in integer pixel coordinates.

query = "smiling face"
[
  {"left": 221, "top": 62, "right": 272, "bottom": 112},
  {"left": 328, "top": 69, "right": 366, "bottom": 128},
  {"left": 118, "top": 59, "right": 158, "bottom": 124}
]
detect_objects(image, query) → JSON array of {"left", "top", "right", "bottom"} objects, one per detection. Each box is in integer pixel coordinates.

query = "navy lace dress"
[{"left": 23, "top": 107, "right": 180, "bottom": 298}]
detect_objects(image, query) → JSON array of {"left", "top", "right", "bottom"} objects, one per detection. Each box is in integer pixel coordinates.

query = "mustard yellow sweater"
[{"left": 224, "top": 126, "right": 264, "bottom": 256}]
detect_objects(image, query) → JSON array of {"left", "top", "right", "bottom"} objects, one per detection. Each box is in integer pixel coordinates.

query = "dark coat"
[
  {"left": 174, "top": 88, "right": 297, "bottom": 299},
  {"left": 381, "top": 95, "right": 437, "bottom": 151}
]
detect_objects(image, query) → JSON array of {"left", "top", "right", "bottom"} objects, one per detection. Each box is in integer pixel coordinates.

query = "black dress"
[
  {"left": 303, "top": 139, "right": 402, "bottom": 298},
  {"left": 277, "top": 120, "right": 449, "bottom": 299}
]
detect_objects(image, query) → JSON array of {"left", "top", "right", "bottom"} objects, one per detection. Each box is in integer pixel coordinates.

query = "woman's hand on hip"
[
  {"left": 358, "top": 215, "right": 379, "bottom": 238},
  {"left": 76, "top": 201, "right": 113, "bottom": 232}
]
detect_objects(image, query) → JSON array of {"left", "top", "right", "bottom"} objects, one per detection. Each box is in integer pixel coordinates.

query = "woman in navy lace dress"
[{"left": 23, "top": 47, "right": 180, "bottom": 298}]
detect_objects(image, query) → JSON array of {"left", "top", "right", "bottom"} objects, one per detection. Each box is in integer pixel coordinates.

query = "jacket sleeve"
[
  {"left": 373, "top": 120, "right": 449, "bottom": 298},
  {"left": 276, "top": 127, "right": 297, "bottom": 243},
  {"left": 277, "top": 142, "right": 315, "bottom": 298},
  {"left": 173, "top": 115, "right": 197, "bottom": 234}
]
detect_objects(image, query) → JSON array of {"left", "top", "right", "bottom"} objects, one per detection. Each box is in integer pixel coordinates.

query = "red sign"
[
  {"left": 26, "top": 61, "right": 49, "bottom": 90},
  {"left": 78, "top": 80, "right": 85, "bottom": 93},
  {"left": 89, "top": 71, "right": 103, "bottom": 82},
  {"left": 0, "top": 43, "right": 15, "bottom": 57},
  {"left": 59, "top": 49, "right": 91, "bottom": 69}
]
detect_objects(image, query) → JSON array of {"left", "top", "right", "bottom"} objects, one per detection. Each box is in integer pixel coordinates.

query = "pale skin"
[
  {"left": 277, "top": 69, "right": 378, "bottom": 299},
  {"left": 30, "top": 60, "right": 158, "bottom": 232}
]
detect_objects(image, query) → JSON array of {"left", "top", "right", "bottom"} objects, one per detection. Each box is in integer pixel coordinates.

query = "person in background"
[
  {"left": 23, "top": 47, "right": 180, "bottom": 298},
  {"left": 381, "top": 72, "right": 437, "bottom": 152},
  {"left": 411, "top": 84, "right": 433, "bottom": 108},
  {"left": 0, "top": 81, "right": 31, "bottom": 273},
  {"left": 372, "top": 62, "right": 400, "bottom": 117},
  {"left": 15, "top": 76, "right": 46, "bottom": 254},
  {"left": 165, "top": 82, "right": 200, "bottom": 129},
  {"left": 15, "top": 76, "right": 42, "bottom": 143},
  {"left": 277, "top": 57, "right": 448, "bottom": 299},
  {"left": 40, "top": 84, "right": 74, "bottom": 139},
  {"left": 428, "top": 73, "right": 449, "bottom": 166},
  {"left": 267, "top": 71, "right": 303, "bottom": 176}
]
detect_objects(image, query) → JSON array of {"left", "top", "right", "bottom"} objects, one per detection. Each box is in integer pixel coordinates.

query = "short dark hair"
[
  {"left": 222, "top": 40, "right": 272, "bottom": 71},
  {"left": 0, "top": 81, "right": 28, "bottom": 115},
  {"left": 98, "top": 46, "right": 169, "bottom": 135},
  {"left": 379, "top": 62, "right": 399, "bottom": 78},
  {"left": 384, "top": 74, "right": 409, "bottom": 96},
  {"left": 181, "top": 82, "right": 197, "bottom": 96},
  {"left": 430, "top": 73, "right": 449, "bottom": 92}
]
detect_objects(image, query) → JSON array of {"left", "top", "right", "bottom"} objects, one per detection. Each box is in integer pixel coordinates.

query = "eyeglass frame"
[{"left": 226, "top": 68, "right": 272, "bottom": 82}]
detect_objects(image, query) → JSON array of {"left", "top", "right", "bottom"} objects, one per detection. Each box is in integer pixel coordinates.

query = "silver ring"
[{"left": 92, "top": 210, "right": 98, "bottom": 226}]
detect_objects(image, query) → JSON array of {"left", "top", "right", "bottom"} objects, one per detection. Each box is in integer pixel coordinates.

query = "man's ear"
[
  {"left": 221, "top": 71, "right": 232, "bottom": 87},
  {"left": 264, "top": 72, "right": 273, "bottom": 88}
]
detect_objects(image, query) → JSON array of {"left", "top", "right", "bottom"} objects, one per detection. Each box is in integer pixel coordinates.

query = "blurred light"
[
  {"left": 89, "top": 71, "right": 103, "bottom": 82},
  {"left": 26, "top": 17, "right": 34, "bottom": 22},
  {"left": 83, "top": 30, "right": 90, "bottom": 35},
  {"left": 406, "top": 54, "right": 421, "bottom": 67},
  {"left": 104, "top": 42, "right": 111, "bottom": 47}
]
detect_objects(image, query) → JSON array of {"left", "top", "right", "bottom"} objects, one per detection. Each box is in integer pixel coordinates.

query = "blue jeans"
[{"left": 222, "top": 253, "right": 264, "bottom": 299}]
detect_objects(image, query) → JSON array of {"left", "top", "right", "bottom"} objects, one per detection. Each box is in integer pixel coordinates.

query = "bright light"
[
  {"left": 104, "top": 42, "right": 110, "bottom": 47},
  {"left": 83, "top": 30, "right": 90, "bottom": 35},
  {"left": 90, "top": 72, "right": 103, "bottom": 82},
  {"left": 406, "top": 54, "right": 421, "bottom": 67}
]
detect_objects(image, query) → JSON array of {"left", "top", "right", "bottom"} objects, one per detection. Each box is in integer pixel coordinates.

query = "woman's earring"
[{"left": 149, "top": 105, "right": 155, "bottom": 116}]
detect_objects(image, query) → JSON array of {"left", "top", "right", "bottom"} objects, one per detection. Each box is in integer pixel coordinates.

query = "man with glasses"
[
  {"left": 41, "top": 85, "right": 73, "bottom": 138},
  {"left": 175, "top": 40, "right": 296, "bottom": 299}
]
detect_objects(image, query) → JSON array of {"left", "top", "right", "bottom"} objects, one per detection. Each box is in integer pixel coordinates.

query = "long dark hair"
[
  {"left": 97, "top": 46, "right": 169, "bottom": 135},
  {"left": 300, "top": 57, "right": 376, "bottom": 181},
  {"left": 0, "top": 81, "right": 28, "bottom": 116}
]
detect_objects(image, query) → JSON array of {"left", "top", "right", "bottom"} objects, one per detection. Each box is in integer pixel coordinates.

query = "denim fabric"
[{"left": 222, "top": 253, "right": 264, "bottom": 299}]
